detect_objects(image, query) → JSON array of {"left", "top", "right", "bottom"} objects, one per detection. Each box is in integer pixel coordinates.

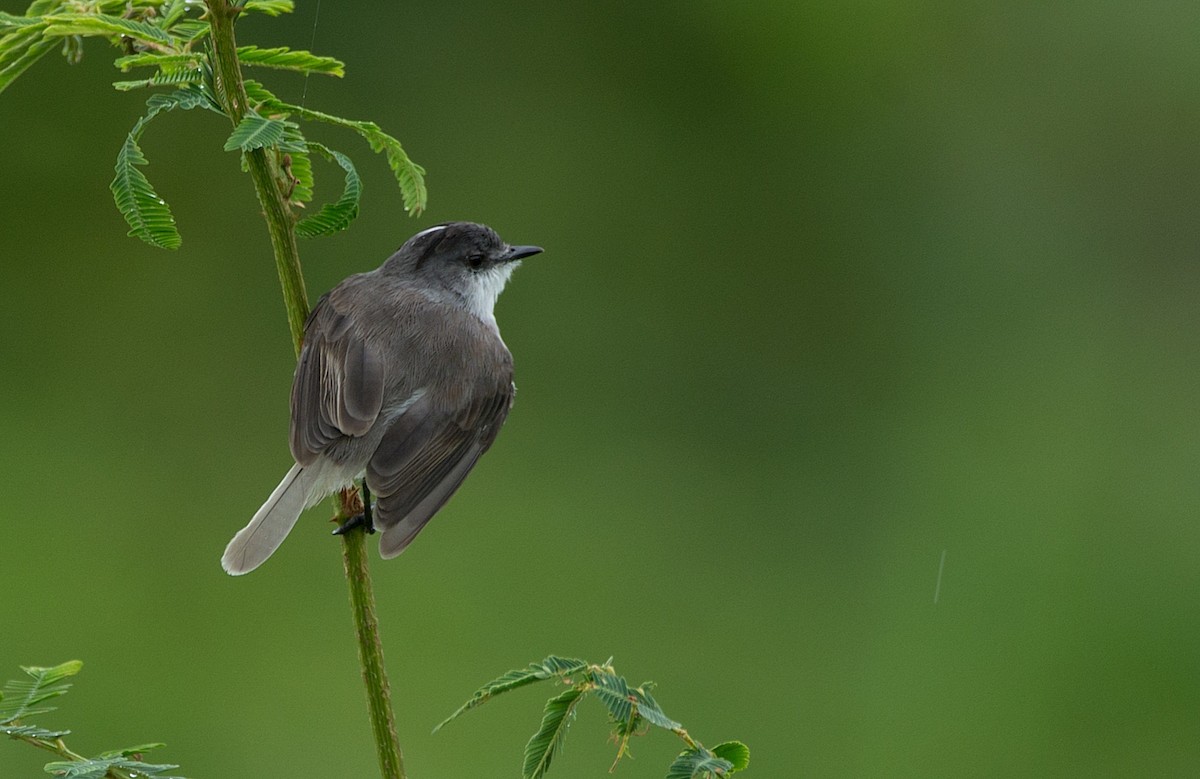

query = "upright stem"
[
  {"left": 341, "top": 515, "right": 406, "bottom": 779},
  {"left": 206, "top": 0, "right": 307, "bottom": 353},
  {"left": 206, "top": 4, "right": 406, "bottom": 777}
]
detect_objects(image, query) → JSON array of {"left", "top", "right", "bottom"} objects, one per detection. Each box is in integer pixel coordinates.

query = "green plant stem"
[
  {"left": 343, "top": 527, "right": 406, "bottom": 779},
  {"left": 205, "top": 3, "right": 406, "bottom": 778},
  {"left": 11, "top": 734, "right": 135, "bottom": 779},
  {"left": 206, "top": 0, "right": 306, "bottom": 353},
  {"left": 11, "top": 735, "right": 82, "bottom": 761}
]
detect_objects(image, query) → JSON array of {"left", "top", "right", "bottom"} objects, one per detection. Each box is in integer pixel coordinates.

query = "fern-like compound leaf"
[
  {"left": 0, "top": 660, "right": 82, "bottom": 724},
  {"left": 236, "top": 45, "right": 343, "bottom": 76},
  {"left": 434, "top": 656, "right": 588, "bottom": 732},
  {"left": 295, "top": 142, "right": 361, "bottom": 238},
  {"left": 522, "top": 685, "right": 586, "bottom": 779}
]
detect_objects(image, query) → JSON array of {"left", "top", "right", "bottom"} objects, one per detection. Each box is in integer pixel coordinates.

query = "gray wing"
[
  {"left": 367, "top": 386, "right": 513, "bottom": 558},
  {"left": 289, "top": 292, "right": 386, "bottom": 464}
]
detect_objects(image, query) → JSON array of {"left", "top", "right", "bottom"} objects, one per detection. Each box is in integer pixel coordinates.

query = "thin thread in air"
[{"left": 300, "top": 0, "right": 323, "bottom": 108}]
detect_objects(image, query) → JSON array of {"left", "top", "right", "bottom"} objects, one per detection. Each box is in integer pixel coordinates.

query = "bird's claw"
[
  {"left": 334, "top": 482, "right": 376, "bottom": 536},
  {"left": 333, "top": 508, "right": 376, "bottom": 536}
]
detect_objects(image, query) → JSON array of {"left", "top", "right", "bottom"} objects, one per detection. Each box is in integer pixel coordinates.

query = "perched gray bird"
[{"left": 221, "top": 222, "right": 543, "bottom": 575}]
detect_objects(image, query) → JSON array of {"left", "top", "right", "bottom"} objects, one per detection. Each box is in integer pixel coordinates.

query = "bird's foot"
[
  {"left": 333, "top": 481, "right": 375, "bottom": 536},
  {"left": 333, "top": 508, "right": 376, "bottom": 536}
]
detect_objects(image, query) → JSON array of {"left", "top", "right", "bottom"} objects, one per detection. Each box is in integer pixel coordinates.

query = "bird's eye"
[{"left": 466, "top": 253, "right": 485, "bottom": 269}]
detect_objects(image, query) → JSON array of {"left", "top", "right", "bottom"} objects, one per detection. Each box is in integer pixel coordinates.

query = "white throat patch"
[{"left": 466, "top": 261, "right": 518, "bottom": 332}]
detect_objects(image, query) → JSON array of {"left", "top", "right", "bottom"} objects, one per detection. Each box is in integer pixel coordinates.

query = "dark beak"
[{"left": 504, "top": 245, "right": 543, "bottom": 262}]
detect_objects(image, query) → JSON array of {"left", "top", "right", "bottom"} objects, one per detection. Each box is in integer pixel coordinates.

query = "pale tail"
[{"left": 221, "top": 464, "right": 315, "bottom": 575}]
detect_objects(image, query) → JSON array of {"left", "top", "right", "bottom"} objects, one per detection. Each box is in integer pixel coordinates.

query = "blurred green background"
[{"left": 2, "top": 2, "right": 1199, "bottom": 776}]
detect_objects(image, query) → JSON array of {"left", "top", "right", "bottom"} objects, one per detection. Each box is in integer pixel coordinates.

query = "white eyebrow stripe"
[{"left": 413, "top": 225, "right": 448, "bottom": 239}]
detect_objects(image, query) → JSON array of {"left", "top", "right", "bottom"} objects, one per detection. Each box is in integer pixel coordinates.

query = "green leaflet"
[
  {"left": 592, "top": 668, "right": 681, "bottom": 732},
  {"left": 0, "top": 11, "right": 42, "bottom": 28},
  {"left": 44, "top": 753, "right": 181, "bottom": 777},
  {"left": 591, "top": 667, "right": 635, "bottom": 725},
  {"left": 40, "top": 12, "right": 172, "bottom": 45},
  {"left": 296, "top": 108, "right": 426, "bottom": 216},
  {"left": 0, "top": 722, "right": 71, "bottom": 739},
  {"left": 0, "top": 660, "right": 82, "bottom": 724},
  {"left": 113, "top": 67, "right": 205, "bottom": 91},
  {"left": 434, "top": 655, "right": 588, "bottom": 732},
  {"left": 242, "top": 0, "right": 296, "bottom": 16},
  {"left": 111, "top": 87, "right": 223, "bottom": 250},
  {"left": 236, "top": 45, "right": 344, "bottom": 76},
  {"left": 366, "top": 123, "right": 427, "bottom": 217},
  {"left": 634, "top": 684, "right": 682, "bottom": 730},
  {"left": 0, "top": 31, "right": 56, "bottom": 95},
  {"left": 223, "top": 112, "right": 300, "bottom": 152},
  {"left": 665, "top": 747, "right": 736, "bottom": 779},
  {"left": 295, "top": 143, "right": 361, "bottom": 238},
  {"left": 284, "top": 127, "right": 315, "bottom": 204},
  {"left": 113, "top": 52, "right": 206, "bottom": 72},
  {"left": 242, "top": 77, "right": 277, "bottom": 105},
  {"left": 145, "top": 83, "right": 222, "bottom": 115},
  {"left": 437, "top": 657, "right": 745, "bottom": 779},
  {"left": 2, "top": 662, "right": 190, "bottom": 778},
  {"left": 170, "top": 19, "right": 210, "bottom": 45},
  {"left": 712, "top": 741, "right": 751, "bottom": 772},
  {"left": 0, "top": 661, "right": 77, "bottom": 753},
  {"left": 156, "top": 0, "right": 191, "bottom": 29},
  {"left": 243, "top": 82, "right": 427, "bottom": 216},
  {"left": 111, "top": 119, "right": 181, "bottom": 250},
  {"left": 522, "top": 685, "right": 585, "bottom": 779},
  {"left": 115, "top": 45, "right": 343, "bottom": 81}
]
